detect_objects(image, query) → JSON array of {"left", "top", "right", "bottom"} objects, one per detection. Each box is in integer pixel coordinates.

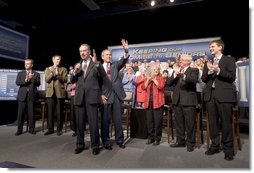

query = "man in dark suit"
[
  {"left": 44, "top": 55, "right": 68, "bottom": 136},
  {"left": 201, "top": 39, "right": 236, "bottom": 161},
  {"left": 71, "top": 44, "right": 103, "bottom": 155},
  {"left": 100, "top": 39, "right": 129, "bottom": 150},
  {"left": 167, "top": 54, "right": 199, "bottom": 152},
  {"left": 15, "top": 59, "right": 41, "bottom": 136}
]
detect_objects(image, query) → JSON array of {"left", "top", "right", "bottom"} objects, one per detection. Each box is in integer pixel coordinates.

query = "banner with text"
[{"left": 109, "top": 37, "right": 220, "bottom": 62}]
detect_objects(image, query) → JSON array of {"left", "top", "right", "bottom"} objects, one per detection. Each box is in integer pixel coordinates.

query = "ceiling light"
[{"left": 150, "top": 0, "right": 156, "bottom": 6}]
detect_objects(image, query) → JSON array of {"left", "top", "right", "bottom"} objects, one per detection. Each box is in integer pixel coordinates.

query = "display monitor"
[{"left": 0, "top": 69, "right": 46, "bottom": 100}]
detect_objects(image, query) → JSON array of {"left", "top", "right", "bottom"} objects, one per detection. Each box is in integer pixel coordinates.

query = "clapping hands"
[{"left": 207, "top": 61, "right": 220, "bottom": 73}]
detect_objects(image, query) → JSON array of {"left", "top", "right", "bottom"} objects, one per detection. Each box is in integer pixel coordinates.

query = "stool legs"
[{"left": 41, "top": 102, "right": 46, "bottom": 132}]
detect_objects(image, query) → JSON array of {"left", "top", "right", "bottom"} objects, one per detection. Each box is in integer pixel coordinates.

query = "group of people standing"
[{"left": 14, "top": 39, "right": 237, "bottom": 161}]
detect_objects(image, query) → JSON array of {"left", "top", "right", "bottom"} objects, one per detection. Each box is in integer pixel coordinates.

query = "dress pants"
[
  {"left": 46, "top": 94, "right": 64, "bottom": 131},
  {"left": 17, "top": 95, "right": 35, "bottom": 131},
  {"left": 101, "top": 94, "right": 124, "bottom": 146},
  {"left": 174, "top": 104, "right": 196, "bottom": 147},
  {"left": 146, "top": 102, "right": 163, "bottom": 142},
  {"left": 75, "top": 98, "right": 100, "bottom": 149},
  {"left": 206, "top": 89, "right": 233, "bottom": 154}
]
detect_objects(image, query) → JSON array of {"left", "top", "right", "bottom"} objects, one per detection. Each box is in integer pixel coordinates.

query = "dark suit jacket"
[
  {"left": 45, "top": 66, "right": 67, "bottom": 98},
  {"left": 71, "top": 58, "right": 104, "bottom": 105},
  {"left": 101, "top": 55, "right": 129, "bottom": 104},
  {"left": 167, "top": 67, "right": 199, "bottom": 106},
  {"left": 201, "top": 55, "right": 236, "bottom": 103},
  {"left": 16, "top": 70, "right": 41, "bottom": 102}
]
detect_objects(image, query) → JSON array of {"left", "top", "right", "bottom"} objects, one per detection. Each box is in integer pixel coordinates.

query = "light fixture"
[
  {"left": 150, "top": 0, "right": 156, "bottom": 6},
  {"left": 170, "top": 0, "right": 174, "bottom": 3}
]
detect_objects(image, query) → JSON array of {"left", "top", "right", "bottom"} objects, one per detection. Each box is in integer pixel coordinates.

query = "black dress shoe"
[
  {"left": 15, "top": 131, "right": 22, "bottom": 136},
  {"left": 224, "top": 153, "right": 234, "bottom": 161},
  {"left": 205, "top": 148, "right": 221, "bottom": 155},
  {"left": 44, "top": 130, "right": 54, "bottom": 136},
  {"left": 72, "top": 132, "right": 77, "bottom": 137},
  {"left": 29, "top": 129, "right": 36, "bottom": 135},
  {"left": 117, "top": 143, "right": 126, "bottom": 149},
  {"left": 104, "top": 145, "right": 113, "bottom": 150},
  {"left": 187, "top": 146, "right": 194, "bottom": 152},
  {"left": 146, "top": 139, "right": 155, "bottom": 144},
  {"left": 57, "top": 131, "right": 62, "bottom": 136},
  {"left": 170, "top": 142, "right": 186, "bottom": 148},
  {"left": 153, "top": 141, "right": 160, "bottom": 146},
  {"left": 92, "top": 148, "right": 100, "bottom": 155},
  {"left": 75, "top": 147, "right": 84, "bottom": 154}
]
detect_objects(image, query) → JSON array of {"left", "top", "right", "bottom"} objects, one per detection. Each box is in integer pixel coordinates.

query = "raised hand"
[
  {"left": 121, "top": 39, "right": 129, "bottom": 53},
  {"left": 91, "top": 49, "right": 97, "bottom": 63}
]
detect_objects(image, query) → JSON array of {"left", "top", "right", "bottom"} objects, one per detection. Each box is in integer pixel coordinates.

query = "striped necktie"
[{"left": 82, "top": 61, "right": 87, "bottom": 77}]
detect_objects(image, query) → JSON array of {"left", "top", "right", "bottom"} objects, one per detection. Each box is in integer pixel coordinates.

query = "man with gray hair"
[{"left": 167, "top": 54, "right": 199, "bottom": 152}]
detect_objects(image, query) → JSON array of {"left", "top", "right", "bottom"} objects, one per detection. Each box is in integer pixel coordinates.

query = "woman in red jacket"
[
  {"left": 142, "top": 64, "right": 165, "bottom": 145},
  {"left": 135, "top": 66, "right": 146, "bottom": 108}
]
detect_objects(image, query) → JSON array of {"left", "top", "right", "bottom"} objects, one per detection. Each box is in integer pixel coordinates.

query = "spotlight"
[
  {"left": 150, "top": 0, "right": 156, "bottom": 6},
  {"left": 170, "top": 0, "right": 174, "bottom": 2}
]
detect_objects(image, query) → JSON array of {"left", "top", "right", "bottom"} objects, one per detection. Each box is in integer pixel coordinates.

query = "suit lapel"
[
  {"left": 84, "top": 59, "right": 94, "bottom": 79},
  {"left": 22, "top": 70, "right": 27, "bottom": 79},
  {"left": 219, "top": 55, "right": 226, "bottom": 68}
]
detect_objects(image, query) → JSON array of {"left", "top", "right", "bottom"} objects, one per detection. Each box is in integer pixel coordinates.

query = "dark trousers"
[
  {"left": 174, "top": 104, "right": 196, "bottom": 147},
  {"left": 206, "top": 89, "right": 233, "bottom": 154},
  {"left": 46, "top": 95, "right": 64, "bottom": 131},
  {"left": 101, "top": 94, "right": 124, "bottom": 146},
  {"left": 146, "top": 102, "right": 163, "bottom": 142},
  {"left": 17, "top": 96, "right": 35, "bottom": 131},
  {"left": 75, "top": 99, "right": 100, "bottom": 149},
  {"left": 70, "top": 96, "right": 76, "bottom": 132}
]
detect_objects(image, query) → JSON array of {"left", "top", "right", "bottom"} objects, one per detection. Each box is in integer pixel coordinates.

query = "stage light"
[
  {"left": 170, "top": 0, "right": 174, "bottom": 3},
  {"left": 150, "top": 0, "right": 156, "bottom": 6}
]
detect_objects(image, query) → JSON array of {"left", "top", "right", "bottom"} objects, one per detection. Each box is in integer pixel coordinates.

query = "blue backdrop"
[{"left": 109, "top": 37, "right": 220, "bottom": 62}]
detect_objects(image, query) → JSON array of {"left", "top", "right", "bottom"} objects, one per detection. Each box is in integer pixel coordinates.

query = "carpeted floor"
[{"left": 0, "top": 121, "right": 250, "bottom": 169}]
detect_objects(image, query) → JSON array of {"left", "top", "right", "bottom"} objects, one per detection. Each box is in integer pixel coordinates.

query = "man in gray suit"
[
  {"left": 100, "top": 39, "right": 129, "bottom": 150},
  {"left": 167, "top": 54, "right": 199, "bottom": 152},
  {"left": 71, "top": 44, "right": 104, "bottom": 155}
]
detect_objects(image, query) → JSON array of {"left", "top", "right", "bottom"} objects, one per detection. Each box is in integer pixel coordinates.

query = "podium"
[{"left": 130, "top": 108, "right": 148, "bottom": 139}]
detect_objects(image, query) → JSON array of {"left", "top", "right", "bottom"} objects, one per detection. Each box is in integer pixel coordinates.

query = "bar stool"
[
  {"left": 232, "top": 105, "right": 242, "bottom": 151},
  {"left": 163, "top": 104, "right": 174, "bottom": 143},
  {"left": 163, "top": 91, "right": 174, "bottom": 143},
  {"left": 195, "top": 104, "right": 202, "bottom": 148},
  {"left": 63, "top": 91, "right": 72, "bottom": 133},
  {"left": 36, "top": 91, "right": 47, "bottom": 132}
]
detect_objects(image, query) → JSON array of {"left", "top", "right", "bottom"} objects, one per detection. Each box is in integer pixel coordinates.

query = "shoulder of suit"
[
  {"left": 59, "top": 66, "right": 68, "bottom": 70},
  {"left": 189, "top": 67, "right": 199, "bottom": 72}
]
